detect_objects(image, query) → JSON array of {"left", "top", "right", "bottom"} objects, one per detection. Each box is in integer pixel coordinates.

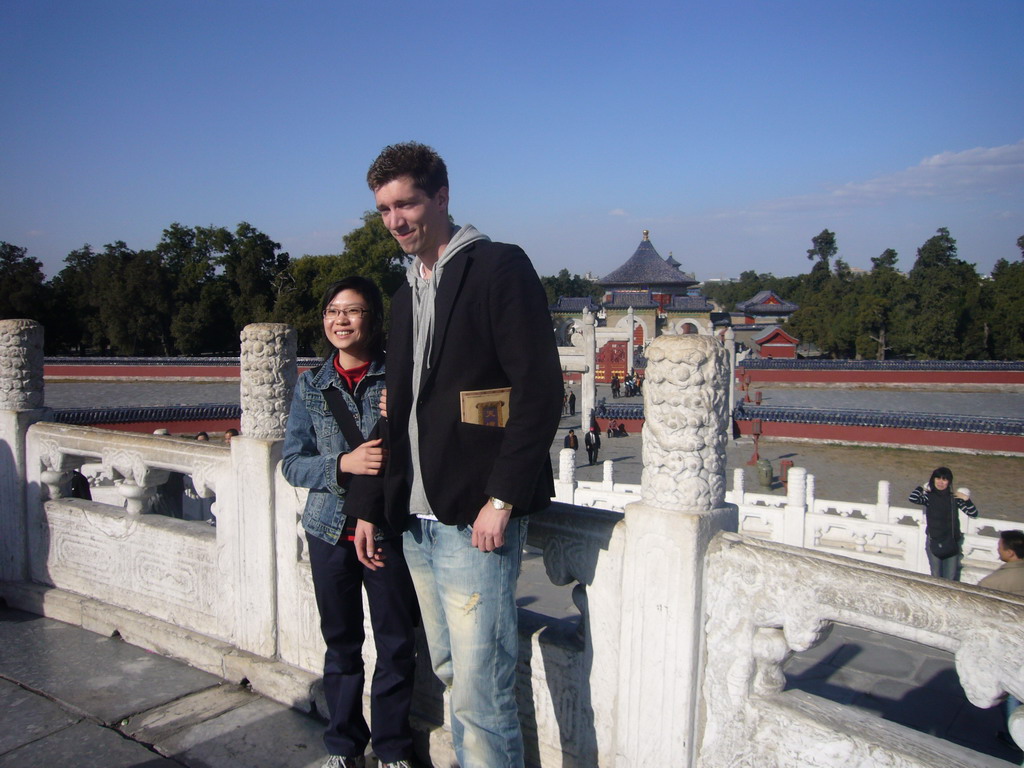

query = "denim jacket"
[{"left": 282, "top": 355, "right": 385, "bottom": 545}]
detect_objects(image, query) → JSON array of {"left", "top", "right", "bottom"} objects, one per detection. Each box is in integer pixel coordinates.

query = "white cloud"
[
  {"left": 752, "top": 140, "right": 1024, "bottom": 214},
  {"left": 608, "top": 208, "right": 629, "bottom": 217}
]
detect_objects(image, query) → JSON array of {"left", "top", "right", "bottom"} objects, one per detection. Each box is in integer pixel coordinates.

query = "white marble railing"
[
  {"left": 1, "top": 320, "right": 1020, "bottom": 766},
  {"left": 700, "top": 532, "right": 1024, "bottom": 767},
  {"left": 23, "top": 422, "right": 231, "bottom": 641},
  {"left": 554, "top": 457, "right": 1005, "bottom": 583},
  {"left": 726, "top": 467, "right": 1004, "bottom": 583}
]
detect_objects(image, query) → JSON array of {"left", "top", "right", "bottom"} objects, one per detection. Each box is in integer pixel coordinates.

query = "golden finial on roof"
[{"left": 642, "top": 230, "right": 650, "bottom": 241}]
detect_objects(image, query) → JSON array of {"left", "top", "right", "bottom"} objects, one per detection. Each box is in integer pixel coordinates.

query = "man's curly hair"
[{"left": 366, "top": 141, "right": 448, "bottom": 198}]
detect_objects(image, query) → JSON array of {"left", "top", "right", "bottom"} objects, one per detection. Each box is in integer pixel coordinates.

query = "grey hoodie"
[{"left": 406, "top": 224, "right": 490, "bottom": 517}]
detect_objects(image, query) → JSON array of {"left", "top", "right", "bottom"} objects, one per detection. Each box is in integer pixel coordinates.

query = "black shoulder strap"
[{"left": 322, "top": 385, "right": 365, "bottom": 449}]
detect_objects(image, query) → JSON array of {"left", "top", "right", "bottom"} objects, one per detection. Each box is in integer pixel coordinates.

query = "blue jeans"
[
  {"left": 403, "top": 516, "right": 527, "bottom": 768},
  {"left": 926, "top": 536, "right": 963, "bottom": 581}
]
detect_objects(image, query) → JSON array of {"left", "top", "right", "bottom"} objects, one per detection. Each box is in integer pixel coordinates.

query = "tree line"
[
  {"left": 701, "top": 228, "right": 1024, "bottom": 360},
  {"left": 0, "top": 214, "right": 408, "bottom": 357},
  {"left": 2, "top": 220, "right": 1021, "bottom": 360}
]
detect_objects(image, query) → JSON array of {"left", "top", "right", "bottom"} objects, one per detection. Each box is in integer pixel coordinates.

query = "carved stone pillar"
[
  {"left": 724, "top": 327, "right": 736, "bottom": 413},
  {"left": 0, "top": 319, "right": 44, "bottom": 410},
  {"left": 0, "top": 319, "right": 48, "bottom": 582},
  {"left": 239, "top": 323, "right": 297, "bottom": 440},
  {"left": 231, "top": 323, "right": 296, "bottom": 657},
  {"left": 581, "top": 308, "right": 596, "bottom": 430},
  {"left": 732, "top": 467, "right": 746, "bottom": 504},
  {"left": 615, "top": 334, "right": 737, "bottom": 767},
  {"left": 876, "top": 479, "right": 891, "bottom": 522},
  {"left": 626, "top": 305, "right": 635, "bottom": 376},
  {"left": 783, "top": 467, "right": 808, "bottom": 547},
  {"left": 553, "top": 447, "right": 578, "bottom": 504}
]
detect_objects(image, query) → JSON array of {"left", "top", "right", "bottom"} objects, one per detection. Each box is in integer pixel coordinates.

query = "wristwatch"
[{"left": 489, "top": 497, "right": 509, "bottom": 510}]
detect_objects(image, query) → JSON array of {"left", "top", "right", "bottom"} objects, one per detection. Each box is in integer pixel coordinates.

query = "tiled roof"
[
  {"left": 666, "top": 295, "right": 713, "bottom": 312},
  {"left": 550, "top": 296, "right": 601, "bottom": 313},
  {"left": 601, "top": 232, "right": 697, "bottom": 288},
  {"left": 752, "top": 327, "right": 798, "bottom": 344},
  {"left": 603, "top": 290, "right": 660, "bottom": 309},
  {"left": 735, "top": 290, "right": 799, "bottom": 314}
]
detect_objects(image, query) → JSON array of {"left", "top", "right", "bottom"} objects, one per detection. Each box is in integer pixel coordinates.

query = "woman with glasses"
[{"left": 282, "top": 276, "right": 417, "bottom": 768}]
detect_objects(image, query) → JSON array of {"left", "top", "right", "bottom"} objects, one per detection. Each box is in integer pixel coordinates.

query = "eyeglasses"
[{"left": 323, "top": 306, "right": 370, "bottom": 320}]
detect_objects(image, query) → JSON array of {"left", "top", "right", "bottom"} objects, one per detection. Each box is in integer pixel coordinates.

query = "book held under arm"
[{"left": 460, "top": 387, "right": 511, "bottom": 427}]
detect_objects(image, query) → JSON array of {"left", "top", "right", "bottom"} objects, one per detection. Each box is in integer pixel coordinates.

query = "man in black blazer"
[{"left": 362, "top": 142, "right": 562, "bottom": 768}]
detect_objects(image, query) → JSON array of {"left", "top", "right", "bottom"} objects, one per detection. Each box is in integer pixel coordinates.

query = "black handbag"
[{"left": 929, "top": 532, "right": 959, "bottom": 559}]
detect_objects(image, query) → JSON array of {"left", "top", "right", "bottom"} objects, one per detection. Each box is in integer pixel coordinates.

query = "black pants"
[{"left": 307, "top": 531, "right": 418, "bottom": 762}]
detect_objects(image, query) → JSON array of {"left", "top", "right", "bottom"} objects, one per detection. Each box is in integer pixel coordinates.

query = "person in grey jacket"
[
  {"left": 909, "top": 466, "right": 978, "bottom": 581},
  {"left": 282, "top": 276, "right": 417, "bottom": 768}
]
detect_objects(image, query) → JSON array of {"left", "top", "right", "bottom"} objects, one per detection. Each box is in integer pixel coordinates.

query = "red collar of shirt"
[{"left": 332, "top": 355, "right": 371, "bottom": 392}]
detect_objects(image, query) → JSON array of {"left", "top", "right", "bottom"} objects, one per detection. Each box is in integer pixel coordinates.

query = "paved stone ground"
[{"left": 3, "top": 605, "right": 1019, "bottom": 766}]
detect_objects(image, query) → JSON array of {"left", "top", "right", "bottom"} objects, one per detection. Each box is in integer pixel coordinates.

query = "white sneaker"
[
  {"left": 322, "top": 756, "right": 366, "bottom": 768},
  {"left": 380, "top": 761, "right": 412, "bottom": 768}
]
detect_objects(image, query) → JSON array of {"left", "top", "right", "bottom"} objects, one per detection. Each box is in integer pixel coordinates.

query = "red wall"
[
  {"left": 736, "top": 367, "right": 1024, "bottom": 386},
  {"left": 732, "top": 418, "right": 1024, "bottom": 454}
]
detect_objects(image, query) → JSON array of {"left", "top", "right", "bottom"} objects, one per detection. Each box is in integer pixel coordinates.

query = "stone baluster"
[
  {"left": 602, "top": 459, "right": 614, "bottom": 490},
  {"left": 114, "top": 469, "right": 170, "bottom": 515},
  {"left": 0, "top": 320, "right": 48, "bottom": 582},
  {"left": 230, "top": 323, "right": 297, "bottom": 658},
  {"left": 732, "top": 466, "right": 745, "bottom": 504},
  {"left": 782, "top": 466, "right": 808, "bottom": 547},
  {"left": 876, "top": 479, "right": 890, "bottom": 522},
  {"left": 554, "top": 447, "right": 577, "bottom": 504},
  {"left": 626, "top": 305, "right": 635, "bottom": 376},
  {"left": 615, "top": 334, "right": 737, "bottom": 766},
  {"left": 724, "top": 326, "right": 737, "bottom": 413},
  {"left": 581, "top": 307, "right": 596, "bottom": 431}
]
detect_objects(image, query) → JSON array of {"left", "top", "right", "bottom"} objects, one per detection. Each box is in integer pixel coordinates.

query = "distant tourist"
[
  {"left": 978, "top": 530, "right": 1024, "bottom": 596},
  {"left": 195, "top": 431, "right": 209, "bottom": 441},
  {"left": 585, "top": 425, "right": 601, "bottom": 465},
  {"left": 564, "top": 429, "right": 579, "bottom": 452},
  {"left": 69, "top": 469, "right": 91, "bottom": 500},
  {"left": 223, "top": 428, "right": 238, "bottom": 444},
  {"left": 281, "top": 276, "right": 417, "bottom": 768},
  {"left": 908, "top": 467, "right": 979, "bottom": 581},
  {"left": 568, "top": 389, "right": 576, "bottom": 416}
]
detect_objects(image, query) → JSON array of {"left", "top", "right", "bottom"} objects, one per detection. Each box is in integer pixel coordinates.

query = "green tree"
[
  {"left": 982, "top": 236, "right": 1024, "bottom": 359},
  {"left": 222, "top": 222, "right": 290, "bottom": 329},
  {"left": 906, "top": 228, "right": 983, "bottom": 359},
  {"left": 156, "top": 223, "right": 236, "bottom": 354},
  {"left": 804, "top": 229, "right": 837, "bottom": 293},
  {"left": 540, "top": 268, "right": 603, "bottom": 306},
  {"left": 89, "top": 242, "right": 173, "bottom": 355},
  {"left": 49, "top": 245, "right": 103, "bottom": 351},
  {"left": 0, "top": 242, "right": 48, "bottom": 321},
  {"left": 855, "top": 248, "right": 910, "bottom": 360}
]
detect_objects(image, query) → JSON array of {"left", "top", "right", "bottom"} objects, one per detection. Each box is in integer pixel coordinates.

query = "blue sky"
[{"left": 3, "top": 0, "right": 1022, "bottom": 284}]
